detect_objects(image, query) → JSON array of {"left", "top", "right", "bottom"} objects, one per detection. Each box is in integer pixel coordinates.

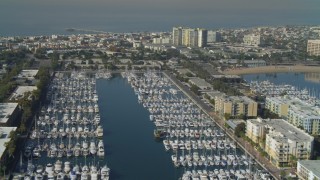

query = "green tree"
[
  {"left": 190, "top": 85, "right": 200, "bottom": 96},
  {"left": 234, "top": 122, "right": 246, "bottom": 137},
  {"left": 224, "top": 113, "right": 231, "bottom": 120}
]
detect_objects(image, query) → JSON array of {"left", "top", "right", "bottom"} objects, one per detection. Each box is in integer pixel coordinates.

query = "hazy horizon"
[{"left": 1, "top": 0, "right": 320, "bottom": 36}]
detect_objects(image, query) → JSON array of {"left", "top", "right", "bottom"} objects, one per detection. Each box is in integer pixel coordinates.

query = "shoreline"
[{"left": 222, "top": 65, "right": 320, "bottom": 75}]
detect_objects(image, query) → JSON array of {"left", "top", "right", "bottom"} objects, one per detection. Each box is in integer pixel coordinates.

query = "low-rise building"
[
  {"left": 0, "top": 103, "right": 19, "bottom": 126},
  {"left": 0, "top": 127, "right": 17, "bottom": 161},
  {"left": 297, "top": 160, "right": 320, "bottom": 180},
  {"left": 9, "top": 86, "right": 37, "bottom": 101},
  {"left": 215, "top": 95, "right": 257, "bottom": 118},
  {"left": 243, "top": 60, "right": 266, "bottom": 68},
  {"left": 188, "top": 77, "right": 212, "bottom": 90}
]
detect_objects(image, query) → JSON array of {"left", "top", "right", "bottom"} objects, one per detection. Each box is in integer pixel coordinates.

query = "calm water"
[
  {"left": 1, "top": 0, "right": 320, "bottom": 36},
  {"left": 96, "top": 75, "right": 180, "bottom": 180},
  {"left": 242, "top": 72, "right": 320, "bottom": 98}
]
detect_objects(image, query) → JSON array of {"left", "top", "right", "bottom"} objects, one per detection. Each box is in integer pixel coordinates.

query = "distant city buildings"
[
  {"left": 207, "top": 31, "right": 221, "bottom": 43},
  {"left": 243, "top": 34, "right": 261, "bottom": 47},
  {"left": 172, "top": 27, "right": 208, "bottom": 47},
  {"left": 307, "top": 40, "right": 320, "bottom": 56},
  {"left": 246, "top": 118, "right": 314, "bottom": 167},
  {"left": 297, "top": 160, "right": 320, "bottom": 180},
  {"left": 214, "top": 95, "right": 257, "bottom": 118}
]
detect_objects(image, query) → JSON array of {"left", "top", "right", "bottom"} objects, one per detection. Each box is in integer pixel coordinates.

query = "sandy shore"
[{"left": 223, "top": 65, "right": 320, "bottom": 75}]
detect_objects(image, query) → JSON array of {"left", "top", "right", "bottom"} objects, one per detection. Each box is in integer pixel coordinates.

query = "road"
[{"left": 163, "top": 71, "right": 293, "bottom": 180}]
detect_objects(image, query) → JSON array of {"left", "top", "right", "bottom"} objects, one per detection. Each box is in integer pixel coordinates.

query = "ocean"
[{"left": 0, "top": 0, "right": 320, "bottom": 36}]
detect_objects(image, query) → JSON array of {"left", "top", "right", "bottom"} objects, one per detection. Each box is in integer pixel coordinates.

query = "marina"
[
  {"left": 122, "top": 71, "right": 272, "bottom": 180},
  {"left": 13, "top": 70, "right": 273, "bottom": 180},
  {"left": 13, "top": 71, "right": 110, "bottom": 180}
]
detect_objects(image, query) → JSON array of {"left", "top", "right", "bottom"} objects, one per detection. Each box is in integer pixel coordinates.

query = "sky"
[{"left": 0, "top": 0, "right": 319, "bottom": 35}]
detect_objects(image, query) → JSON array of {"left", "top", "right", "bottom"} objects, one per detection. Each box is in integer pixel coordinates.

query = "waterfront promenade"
[{"left": 163, "top": 71, "right": 291, "bottom": 180}]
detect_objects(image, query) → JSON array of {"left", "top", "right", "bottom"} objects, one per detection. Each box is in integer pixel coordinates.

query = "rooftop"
[
  {"left": 0, "top": 103, "right": 19, "bottom": 124},
  {"left": 224, "top": 96, "right": 256, "bottom": 104},
  {"left": 206, "top": 91, "right": 225, "bottom": 99},
  {"left": 17, "top": 70, "right": 38, "bottom": 79},
  {"left": 10, "top": 86, "right": 37, "bottom": 101},
  {"left": 189, "top": 77, "right": 212, "bottom": 88},
  {"left": 299, "top": 160, "right": 320, "bottom": 178},
  {"left": 0, "top": 127, "right": 17, "bottom": 159}
]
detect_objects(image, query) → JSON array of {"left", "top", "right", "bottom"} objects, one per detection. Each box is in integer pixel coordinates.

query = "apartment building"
[
  {"left": 215, "top": 95, "right": 257, "bottom": 118},
  {"left": 172, "top": 27, "right": 207, "bottom": 47},
  {"left": 246, "top": 118, "right": 314, "bottom": 167},
  {"left": 307, "top": 40, "right": 320, "bottom": 56},
  {"left": 297, "top": 160, "right": 320, "bottom": 180},
  {"left": 265, "top": 96, "right": 320, "bottom": 135},
  {"left": 265, "top": 97, "right": 289, "bottom": 118}
]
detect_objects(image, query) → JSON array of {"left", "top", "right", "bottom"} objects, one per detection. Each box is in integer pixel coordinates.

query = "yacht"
[
  {"left": 100, "top": 165, "right": 110, "bottom": 180},
  {"left": 97, "top": 140, "right": 105, "bottom": 157}
]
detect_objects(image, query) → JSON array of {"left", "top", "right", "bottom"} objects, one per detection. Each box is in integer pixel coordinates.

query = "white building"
[
  {"left": 266, "top": 96, "right": 320, "bottom": 135},
  {"left": 246, "top": 118, "right": 314, "bottom": 167},
  {"left": 297, "top": 160, "right": 320, "bottom": 180}
]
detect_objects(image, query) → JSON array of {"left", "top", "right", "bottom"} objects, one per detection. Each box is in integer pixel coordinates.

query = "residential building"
[
  {"left": 197, "top": 28, "right": 208, "bottom": 47},
  {"left": 246, "top": 118, "right": 314, "bottom": 167},
  {"left": 265, "top": 97, "right": 290, "bottom": 118},
  {"left": 246, "top": 117, "right": 266, "bottom": 143},
  {"left": 215, "top": 95, "right": 257, "bottom": 118},
  {"left": 243, "top": 34, "right": 261, "bottom": 47},
  {"left": 297, "top": 160, "right": 320, "bottom": 180},
  {"left": 266, "top": 96, "right": 320, "bottom": 135},
  {"left": 288, "top": 103, "right": 320, "bottom": 135},
  {"left": 207, "top": 31, "right": 221, "bottom": 43},
  {"left": 152, "top": 37, "right": 170, "bottom": 44},
  {"left": 172, "top": 27, "right": 183, "bottom": 46},
  {"left": 172, "top": 27, "right": 207, "bottom": 47},
  {"left": 307, "top": 40, "right": 320, "bottom": 56}
]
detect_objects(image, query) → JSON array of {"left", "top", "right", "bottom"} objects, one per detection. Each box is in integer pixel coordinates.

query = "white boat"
[
  {"left": 54, "top": 160, "right": 62, "bottom": 173},
  {"left": 100, "top": 165, "right": 110, "bottom": 180},
  {"left": 64, "top": 161, "right": 71, "bottom": 173},
  {"left": 45, "top": 163, "right": 53, "bottom": 174},
  {"left": 90, "top": 165, "right": 99, "bottom": 180},
  {"left": 97, "top": 140, "right": 105, "bottom": 157},
  {"left": 89, "top": 140, "right": 97, "bottom": 155},
  {"left": 95, "top": 125, "right": 103, "bottom": 137}
]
